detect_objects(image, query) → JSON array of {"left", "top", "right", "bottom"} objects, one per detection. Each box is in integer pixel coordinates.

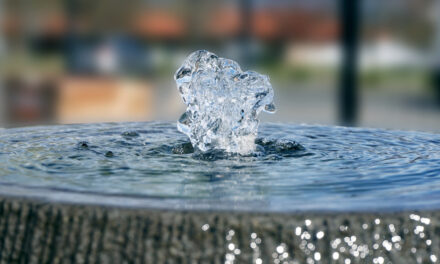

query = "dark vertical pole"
[
  {"left": 339, "top": 0, "right": 360, "bottom": 126},
  {"left": 433, "top": 0, "right": 440, "bottom": 104},
  {"left": 0, "top": 0, "right": 4, "bottom": 125}
]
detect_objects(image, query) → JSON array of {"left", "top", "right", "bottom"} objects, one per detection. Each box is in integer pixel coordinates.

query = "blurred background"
[{"left": 0, "top": 0, "right": 439, "bottom": 132}]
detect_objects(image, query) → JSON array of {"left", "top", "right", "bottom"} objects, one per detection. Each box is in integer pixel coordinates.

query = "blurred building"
[{"left": 0, "top": 0, "right": 439, "bottom": 131}]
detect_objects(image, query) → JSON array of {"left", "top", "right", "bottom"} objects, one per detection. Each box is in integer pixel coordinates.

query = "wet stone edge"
[{"left": 0, "top": 196, "right": 438, "bottom": 263}]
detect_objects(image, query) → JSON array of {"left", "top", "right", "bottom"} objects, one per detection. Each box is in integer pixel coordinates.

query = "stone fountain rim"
[{"left": 0, "top": 182, "right": 437, "bottom": 216}]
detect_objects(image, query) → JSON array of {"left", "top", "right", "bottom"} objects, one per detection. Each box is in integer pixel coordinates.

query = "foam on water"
[{"left": 175, "top": 50, "right": 275, "bottom": 154}]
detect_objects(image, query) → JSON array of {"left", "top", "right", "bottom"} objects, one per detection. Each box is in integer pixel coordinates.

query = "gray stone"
[{"left": 0, "top": 195, "right": 438, "bottom": 263}]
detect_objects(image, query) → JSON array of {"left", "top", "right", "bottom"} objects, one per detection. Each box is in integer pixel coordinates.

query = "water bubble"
[{"left": 175, "top": 50, "right": 275, "bottom": 154}]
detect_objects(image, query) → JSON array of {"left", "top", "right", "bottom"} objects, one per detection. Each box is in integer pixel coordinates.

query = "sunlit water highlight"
[
  {"left": 0, "top": 122, "right": 439, "bottom": 212},
  {"left": 175, "top": 50, "right": 275, "bottom": 153}
]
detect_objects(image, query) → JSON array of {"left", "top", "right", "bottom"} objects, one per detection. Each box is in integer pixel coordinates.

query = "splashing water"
[{"left": 174, "top": 50, "right": 275, "bottom": 154}]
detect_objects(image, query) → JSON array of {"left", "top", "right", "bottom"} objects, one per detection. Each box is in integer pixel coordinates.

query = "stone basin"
[{"left": 0, "top": 122, "right": 440, "bottom": 263}]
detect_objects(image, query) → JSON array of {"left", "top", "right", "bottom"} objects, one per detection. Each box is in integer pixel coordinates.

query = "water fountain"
[
  {"left": 0, "top": 51, "right": 440, "bottom": 263},
  {"left": 175, "top": 50, "right": 275, "bottom": 154}
]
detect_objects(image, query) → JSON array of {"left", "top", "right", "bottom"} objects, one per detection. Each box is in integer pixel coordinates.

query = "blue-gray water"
[{"left": 0, "top": 122, "right": 440, "bottom": 212}]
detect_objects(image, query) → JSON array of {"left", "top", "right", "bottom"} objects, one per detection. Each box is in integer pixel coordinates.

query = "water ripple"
[{"left": 0, "top": 122, "right": 440, "bottom": 212}]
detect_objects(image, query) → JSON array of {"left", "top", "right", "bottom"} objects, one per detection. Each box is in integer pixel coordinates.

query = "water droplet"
[{"left": 264, "top": 103, "right": 276, "bottom": 113}]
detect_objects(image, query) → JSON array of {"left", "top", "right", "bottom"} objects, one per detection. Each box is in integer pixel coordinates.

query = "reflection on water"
[{"left": 0, "top": 121, "right": 440, "bottom": 212}]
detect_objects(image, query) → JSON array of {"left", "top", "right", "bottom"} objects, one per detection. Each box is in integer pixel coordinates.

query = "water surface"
[{"left": 0, "top": 122, "right": 439, "bottom": 212}]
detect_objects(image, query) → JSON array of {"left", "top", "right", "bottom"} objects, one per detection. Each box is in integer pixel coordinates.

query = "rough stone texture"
[{"left": 0, "top": 196, "right": 438, "bottom": 263}]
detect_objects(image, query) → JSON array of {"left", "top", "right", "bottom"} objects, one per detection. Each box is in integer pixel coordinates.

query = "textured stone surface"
[{"left": 0, "top": 196, "right": 438, "bottom": 263}]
